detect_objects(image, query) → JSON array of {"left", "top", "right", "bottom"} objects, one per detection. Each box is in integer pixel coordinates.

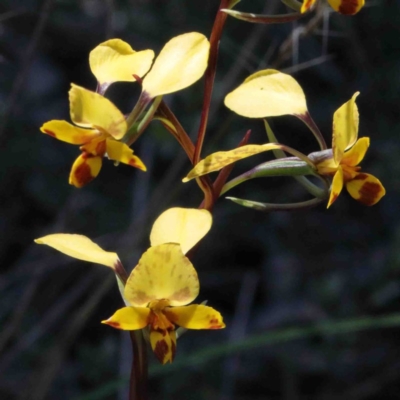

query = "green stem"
[
  {"left": 220, "top": 158, "right": 316, "bottom": 195},
  {"left": 193, "top": 0, "right": 230, "bottom": 164},
  {"left": 226, "top": 196, "right": 324, "bottom": 211},
  {"left": 264, "top": 119, "right": 326, "bottom": 198},
  {"left": 125, "top": 92, "right": 152, "bottom": 133},
  {"left": 126, "top": 95, "right": 163, "bottom": 147}
]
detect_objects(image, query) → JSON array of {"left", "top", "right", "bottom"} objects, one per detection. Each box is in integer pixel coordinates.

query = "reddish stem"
[
  {"left": 129, "top": 331, "right": 148, "bottom": 400},
  {"left": 193, "top": 0, "right": 230, "bottom": 165}
]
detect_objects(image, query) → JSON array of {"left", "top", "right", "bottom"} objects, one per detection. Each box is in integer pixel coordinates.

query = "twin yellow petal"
[
  {"left": 89, "top": 39, "right": 154, "bottom": 88},
  {"left": 301, "top": 0, "right": 364, "bottom": 15},
  {"left": 90, "top": 33, "right": 209, "bottom": 99},
  {"left": 41, "top": 84, "right": 146, "bottom": 187},
  {"left": 142, "top": 32, "right": 210, "bottom": 98},
  {"left": 150, "top": 207, "right": 212, "bottom": 255},
  {"left": 34, "top": 234, "right": 120, "bottom": 269},
  {"left": 224, "top": 70, "right": 307, "bottom": 118}
]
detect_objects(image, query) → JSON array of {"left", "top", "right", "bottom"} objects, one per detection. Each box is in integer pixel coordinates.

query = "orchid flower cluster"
[{"left": 36, "top": 0, "right": 384, "bottom": 397}]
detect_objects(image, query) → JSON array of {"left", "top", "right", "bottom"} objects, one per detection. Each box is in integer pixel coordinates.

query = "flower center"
[
  {"left": 148, "top": 299, "right": 174, "bottom": 331},
  {"left": 341, "top": 164, "right": 361, "bottom": 182}
]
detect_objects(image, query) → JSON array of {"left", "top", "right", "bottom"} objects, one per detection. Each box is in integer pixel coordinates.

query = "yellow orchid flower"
[
  {"left": 301, "top": 0, "right": 364, "bottom": 15},
  {"left": 40, "top": 84, "right": 146, "bottom": 187},
  {"left": 103, "top": 242, "right": 225, "bottom": 364},
  {"left": 35, "top": 208, "right": 224, "bottom": 364},
  {"left": 312, "top": 93, "right": 386, "bottom": 207}
]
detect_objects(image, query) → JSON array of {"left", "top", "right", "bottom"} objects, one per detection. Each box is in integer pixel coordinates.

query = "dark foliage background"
[{"left": 1, "top": 0, "right": 399, "bottom": 399}]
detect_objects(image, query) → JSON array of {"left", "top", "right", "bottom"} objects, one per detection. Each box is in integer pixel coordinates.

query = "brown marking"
[
  {"left": 303, "top": 0, "right": 313, "bottom": 10},
  {"left": 43, "top": 129, "right": 56, "bottom": 138},
  {"left": 95, "top": 140, "right": 106, "bottom": 156},
  {"left": 353, "top": 175, "right": 384, "bottom": 206},
  {"left": 153, "top": 337, "right": 169, "bottom": 364},
  {"left": 208, "top": 317, "right": 225, "bottom": 329},
  {"left": 105, "top": 321, "right": 121, "bottom": 329},
  {"left": 128, "top": 290, "right": 152, "bottom": 306},
  {"left": 339, "top": 0, "right": 360, "bottom": 15},
  {"left": 74, "top": 154, "right": 95, "bottom": 187},
  {"left": 170, "top": 287, "right": 191, "bottom": 302},
  {"left": 330, "top": 192, "right": 339, "bottom": 206}
]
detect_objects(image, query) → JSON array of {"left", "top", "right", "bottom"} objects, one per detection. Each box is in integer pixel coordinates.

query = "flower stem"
[
  {"left": 156, "top": 101, "right": 215, "bottom": 210},
  {"left": 129, "top": 330, "right": 148, "bottom": 400},
  {"left": 297, "top": 111, "right": 328, "bottom": 150},
  {"left": 193, "top": 0, "right": 230, "bottom": 164}
]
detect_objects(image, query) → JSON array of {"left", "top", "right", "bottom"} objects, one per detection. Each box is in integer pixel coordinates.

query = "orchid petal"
[
  {"left": 332, "top": 92, "right": 359, "bottom": 164},
  {"left": 150, "top": 208, "right": 212, "bottom": 254},
  {"left": 328, "top": 0, "right": 364, "bottom": 15},
  {"left": 124, "top": 244, "right": 199, "bottom": 307},
  {"left": 346, "top": 173, "right": 386, "bottom": 206},
  {"left": 101, "top": 306, "right": 150, "bottom": 330},
  {"left": 69, "top": 84, "right": 127, "bottom": 139},
  {"left": 341, "top": 137, "right": 369, "bottom": 167},
  {"left": 165, "top": 304, "right": 225, "bottom": 330},
  {"left": 149, "top": 329, "right": 176, "bottom": 364},
  {"left": 183, "top": 144, "right": 284, "bottom": 182},
  {"left": 327, "top": 167, "right": 344, "bottom": 208},
  {"left": 69, "top": 153, "right": 102, "bottom": 188},
  {"left": 89, "top": 39, "right": 154, "bottom": 86},
  {"left": 35, "top": 234, "right": 120, "bottom": 269},
  {"left": 142, "top": 32, "right": 209, "bottom": 98},
  {"left": 224, "top": 69, "right": 307, "bottom": 118},
  {"left": 301, "top": 0, "right": 317, "bottom": 13},
  {"left": 40, "top": 120, "right": 99, "bottom": 144},
  {"left": 105, "top": 139, "right": 147, "bottom": 171}
]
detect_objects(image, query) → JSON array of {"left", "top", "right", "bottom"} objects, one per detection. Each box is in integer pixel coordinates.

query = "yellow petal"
[
  {"left": 149, "top": 329, "right": 176, "bottom": 364},
  {"left": 301, "top": 0, "right": 317, "bottom": 13},
  {"left": 183, "top": 143, "right": 283, "bottom": 182},
  {"left": 89, "top": 39, "right": 154, "bottom": 86},
  {"left": 142, "top": 32, "right": 210, "bottom": 98},
  {"left": 346, "top": 173, "right": 386, "bottom": 206},
  {"left": 165, "top": 304, "right": 225, "bottom": 330},
  {"left": 328, "top": 0, "right": 364, "bottom": 14},
  {"left": 69, "top": 153, "right": 102, "bottom": 188},
  {"left": 341, "top": 137, "right": 369, "bottom": 167},
  {"left": 224, "top": 69, "right": 307, "bottom": 118},
  {"left": 34, "top": 233, "right": 120, "bottom": 269},
  {"left": 101, "top": 306, "right": 150, "bottom": 330},
  {"left": 124, "top": 244, "right": 199, "bottom": 307},
  {"left": 69, "top": 84, "right": 127, "bottom": 139},
  {"left": 150, "top": 208, "right": 212, "bottom": 254},
  {"left": 327, "top": 167, "right": 344, "bottom": 208},
  {"left": 105, "top": 139, "right": 146, "bottom": 171},
  {"left": 40, "top": 120, "right": 99, "bottom": 144},
  {"left": 332, "top": 92, "right": 359, "bottom": 164}
]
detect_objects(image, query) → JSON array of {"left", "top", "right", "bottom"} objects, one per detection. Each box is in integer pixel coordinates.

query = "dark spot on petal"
[
  {"left": 106, "top": 321, "right": 121, "bottom": 329},
  {"left": 355, "top": 180, "right": 384, "bottom": 206},
  {"left": 339, "top": 0, "right": 360, "bottom": 15},
  {"left": 154, "top": 338, "right": 169, "bottom": 364},
  {"left": 74, "top": 154, "right": 95, "bottom": 187}
]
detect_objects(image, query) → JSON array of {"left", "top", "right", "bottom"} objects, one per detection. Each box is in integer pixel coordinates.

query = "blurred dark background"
[{"left": 1, "top": 0, "right": 399, "bottom": 399}]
